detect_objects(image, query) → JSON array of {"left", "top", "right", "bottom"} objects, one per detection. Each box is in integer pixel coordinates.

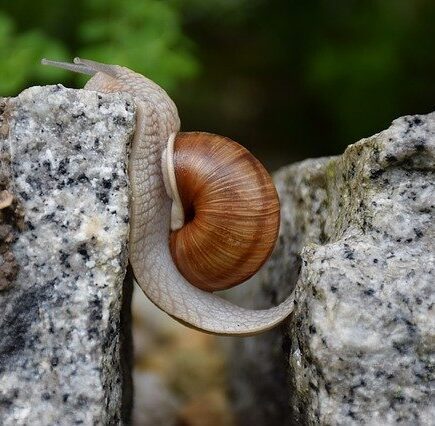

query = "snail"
[{"left": 41, "top": 58, "right": 294, "bottom": 335}]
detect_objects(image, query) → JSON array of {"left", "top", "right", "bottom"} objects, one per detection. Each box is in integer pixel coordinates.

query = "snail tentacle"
[{"left": 41, "top": 58, "right": 97, "bottom": 76}]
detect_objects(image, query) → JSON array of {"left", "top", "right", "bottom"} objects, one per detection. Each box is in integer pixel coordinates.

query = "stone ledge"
[
  {"left": 224, "top": 113, "right": 434, "bottom": 425},
  {"left": 0, "top": 86, "right": 135, "bottom": 425}
]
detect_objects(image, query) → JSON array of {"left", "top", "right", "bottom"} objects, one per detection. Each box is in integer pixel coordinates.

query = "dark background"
[{"left": 0, "top": 0, "right": 434, "bottom": 169}]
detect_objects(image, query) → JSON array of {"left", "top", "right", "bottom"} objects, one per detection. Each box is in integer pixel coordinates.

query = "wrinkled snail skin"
[{"left": 41, "top": 58, "right": 295, "bottom": 335}]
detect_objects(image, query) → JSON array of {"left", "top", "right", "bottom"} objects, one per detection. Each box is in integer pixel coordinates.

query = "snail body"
[{"left": 41, "top": 57, "right": 294, "bottom": 335}]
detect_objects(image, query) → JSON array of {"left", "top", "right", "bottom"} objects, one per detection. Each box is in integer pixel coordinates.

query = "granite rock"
[
  {"left": 224, "top": 113, "right": 434, "bottom": 425},
  {"left": 0, "top": 86, "right": 135, "bottom": 425}
]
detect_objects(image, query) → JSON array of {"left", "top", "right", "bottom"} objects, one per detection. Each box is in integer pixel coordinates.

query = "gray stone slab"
[
  {"left": 224, "top": 113, "right": 434, "bottom": 425},
  {"left": 0, "top": 86, "right": 135, "bottom": 425}
]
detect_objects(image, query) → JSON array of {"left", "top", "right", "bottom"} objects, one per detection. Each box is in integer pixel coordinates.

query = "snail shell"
[{"left": 166, "top": 132, "right": 280, "bottom": 292}]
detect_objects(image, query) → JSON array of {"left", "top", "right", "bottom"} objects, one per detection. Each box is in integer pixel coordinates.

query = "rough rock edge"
[
  {"left": 0, "top": 99, "right": 21, "bottom": 290},
  {"left": 225, "top": 113, "right": 434, "bottom": 426},
  {"left": 290, "top": 113, "right": 434, "bottom": 425}
]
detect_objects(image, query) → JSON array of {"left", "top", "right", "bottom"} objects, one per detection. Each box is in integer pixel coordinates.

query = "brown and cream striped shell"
[{"left": 169, "top": 132, "right": 280, "bottom": 292}]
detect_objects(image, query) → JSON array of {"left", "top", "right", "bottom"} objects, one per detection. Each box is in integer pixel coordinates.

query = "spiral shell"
[{"left": 169, "top": 132, "right": 280, "bottom": 292}]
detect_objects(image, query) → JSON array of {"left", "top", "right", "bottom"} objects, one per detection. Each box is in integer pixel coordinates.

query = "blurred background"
[
  {"left": 1, "top": 0, "right": 434, "bottom": 169},
  {"left": 0, "top": 0, "right": 433, "bottom": 424}
]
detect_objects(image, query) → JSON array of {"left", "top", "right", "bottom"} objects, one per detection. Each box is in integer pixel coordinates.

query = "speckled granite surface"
[
  {"left": 221, "top": 158, "right": 330, "bottom": 426},
  {"left": 0, "top": 86, "right": 135, "bottom": 425},
  {"left": 224, "top": 113, "right": 434, "bottom": 425}
]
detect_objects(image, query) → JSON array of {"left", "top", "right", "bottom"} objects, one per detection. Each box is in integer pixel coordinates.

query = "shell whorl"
[{"left": 168, "top": 132, "right": 280, "bottom": 292}]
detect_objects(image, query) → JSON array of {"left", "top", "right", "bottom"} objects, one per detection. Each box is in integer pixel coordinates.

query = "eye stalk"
[{"left": 163, "top": 132, "right": 280, "bottom": 292}]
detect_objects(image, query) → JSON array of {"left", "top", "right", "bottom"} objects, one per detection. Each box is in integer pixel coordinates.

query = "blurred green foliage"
[
  {"left": 0, "top": 0, "right": 434, "bottom": 167},
  {"left": 0, "top": 12, "right": 67, "bottom": 94},
  {"left": 0, "top": 0, "right": 198, "bottom": 94},
  {"left": 79, "top": 0, "right": 198, "bottom": 89}
]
